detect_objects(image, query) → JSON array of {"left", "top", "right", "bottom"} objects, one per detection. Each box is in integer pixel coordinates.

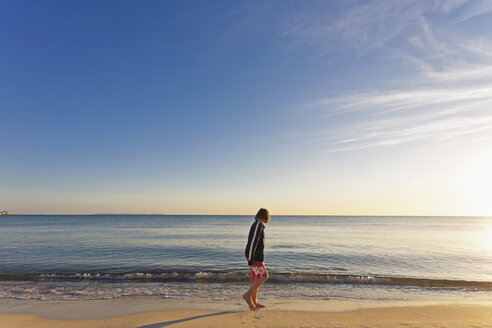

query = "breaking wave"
[{"left": 1, "top": 272, "right": 491, "bottom": 290}]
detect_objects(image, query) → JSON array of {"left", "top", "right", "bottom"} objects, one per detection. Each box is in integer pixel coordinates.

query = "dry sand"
[{"left": 1, "top": 305, "right": 492, "bottom": 328}]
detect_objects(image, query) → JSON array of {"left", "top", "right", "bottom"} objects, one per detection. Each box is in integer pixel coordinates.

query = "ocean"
[{"left": 1, "top": 215, "right": 491, "bottom": 303}]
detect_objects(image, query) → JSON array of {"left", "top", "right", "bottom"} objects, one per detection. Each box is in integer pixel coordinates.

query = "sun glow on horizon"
[{"left": 463, "top": 155, "right": 492, "bottom": 217}]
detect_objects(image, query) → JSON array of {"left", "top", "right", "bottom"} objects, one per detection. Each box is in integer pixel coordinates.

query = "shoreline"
[
  {"left": 2, "top": 296, "right": 492, "bottom": 320},
  {"left": 1, "top": 297, "right": 492, "bottom": 321},
  {"left": 1, "top": 302, "right": 491, "bottom": 328}
]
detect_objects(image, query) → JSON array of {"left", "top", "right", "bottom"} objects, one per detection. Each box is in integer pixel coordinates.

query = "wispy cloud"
[
  {"left": 306, "top": 73, "right": 492, "bottom": 151},
  {"left": 313, "top": 86, "right": 492, "bottom": 115},
  {"left": 281, "top": 0, "right": 492, "bottom": 54},
  {"left": 281, "top": 1, "right": 424, "bottom": 54},
  {"left": 319, "top": 112, "right": 492, "bottom": 152},
  {"left": 287, "top": 0, "right": 492, "bottom": 151}
]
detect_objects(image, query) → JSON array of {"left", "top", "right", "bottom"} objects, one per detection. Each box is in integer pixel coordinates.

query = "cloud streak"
[
  {"left": 289, "top": 0, "right": 492, "bottom": 152},
  {"left": 322, "top": 112, "right": 492, "bottom": 152},
  {"left": 307, "top": 74, "right": 492, "bottom": 151},
  {"left": 281, "top": 0, "right": 492, "bottom": 54}
]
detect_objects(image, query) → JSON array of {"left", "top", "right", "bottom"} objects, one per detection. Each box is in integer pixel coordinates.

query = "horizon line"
[{"left": 3, "top": 213, "right": 492, "bottom": 218}]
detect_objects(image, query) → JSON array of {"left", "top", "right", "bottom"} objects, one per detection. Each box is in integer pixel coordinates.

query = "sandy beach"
[
  {"left": 2, "top": 305, "right": 492, "bottom": 328},
  {"left": 1, "top": 298, "right": 491, "bottom": 328}
]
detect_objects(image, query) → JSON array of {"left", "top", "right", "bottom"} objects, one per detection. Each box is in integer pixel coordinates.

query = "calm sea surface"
[{"left": 1, "top": 215, "right": 491, "bottom": 302}]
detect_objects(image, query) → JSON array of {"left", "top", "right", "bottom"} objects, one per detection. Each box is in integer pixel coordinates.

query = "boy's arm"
[{"left": 247, "top": 221, "right": 263, "bottom": 265}]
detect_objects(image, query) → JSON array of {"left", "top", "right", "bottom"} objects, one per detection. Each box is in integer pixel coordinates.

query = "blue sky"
[{"left": 2, "top": 0, "right": 492, "bottom": 215}]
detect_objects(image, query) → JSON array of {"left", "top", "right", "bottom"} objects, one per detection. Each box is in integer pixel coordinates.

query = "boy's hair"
[{"left": 255, "top": 208, "right": 270, "bottom": 223}]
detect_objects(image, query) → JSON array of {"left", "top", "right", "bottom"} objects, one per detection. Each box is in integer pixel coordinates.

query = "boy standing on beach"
[{"left": 243, "top": 208, "right": 270, "bottom": 311}]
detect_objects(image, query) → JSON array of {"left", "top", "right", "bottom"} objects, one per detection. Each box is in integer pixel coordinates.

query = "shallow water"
[{"left": 1, "top": 215, "right": 491, "bottom": 301}]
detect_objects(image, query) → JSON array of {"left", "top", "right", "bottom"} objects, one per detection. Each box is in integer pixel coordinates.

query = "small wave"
[{"left": 1, "top": 272, "right": 491, "bottom": 290}]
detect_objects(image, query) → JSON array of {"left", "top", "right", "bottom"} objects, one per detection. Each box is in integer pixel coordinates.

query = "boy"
[{"left": 243, "top": 208, "right": 270, "bottom": 311}]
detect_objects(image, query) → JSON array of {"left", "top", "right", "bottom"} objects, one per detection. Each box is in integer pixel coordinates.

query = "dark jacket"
[{"left": 245, "top": 219, "right": 265, "bottom": 265}]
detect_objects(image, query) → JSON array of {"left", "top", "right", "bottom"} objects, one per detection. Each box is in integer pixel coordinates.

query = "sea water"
[{"left": 1, "top": 215, "right": 491, "bottom": 303}]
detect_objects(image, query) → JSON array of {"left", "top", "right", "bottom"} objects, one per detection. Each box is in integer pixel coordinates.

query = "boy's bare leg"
[
  {"left": 252, "top": 289, "right": 265, "bottom": 308},
  {"left": 251, "top": 276, "right": 268, "bottom": 308},
  {"left": 243, "top": 277, "right": 266, "bottom": 311}
]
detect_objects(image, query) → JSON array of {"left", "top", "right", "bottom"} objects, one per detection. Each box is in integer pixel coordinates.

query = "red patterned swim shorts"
[{"left": 249, "top": 261, "right": 268, "bottom": 279}]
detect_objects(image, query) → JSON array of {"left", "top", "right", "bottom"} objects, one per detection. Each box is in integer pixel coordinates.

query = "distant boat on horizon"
[{"left": 0, "top": 211, "right": 13, "bottom": 215}]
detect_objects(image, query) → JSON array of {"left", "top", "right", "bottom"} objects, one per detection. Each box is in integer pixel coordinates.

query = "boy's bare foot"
[
  {"left": 254, "top": 303, "right": 266, "bottom": 309},
  {"left": 243, "top": 294, "right": 256, "bottom": 311}
]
